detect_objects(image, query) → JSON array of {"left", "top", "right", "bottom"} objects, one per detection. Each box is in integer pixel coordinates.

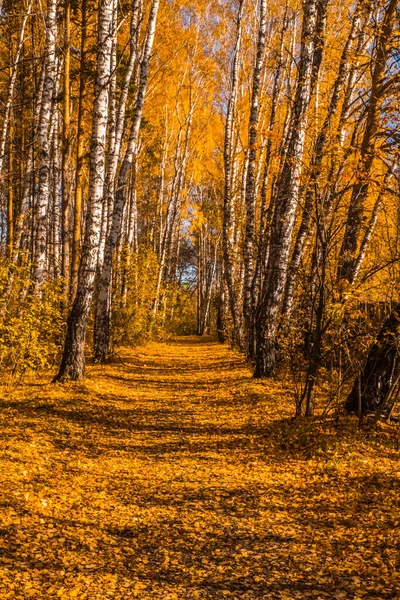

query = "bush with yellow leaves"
[
  {"left": 0, "top": 260, "right": 64, "bottom": 385},
  {"left": 112, "top": 248, "right": 197, "bottom": 349},
  {"left": 112, "top": 248, "right": 164, "bottom": 347}
]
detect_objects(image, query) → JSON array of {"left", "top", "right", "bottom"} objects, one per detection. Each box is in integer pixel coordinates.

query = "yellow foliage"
[
  {"left": 0, "top": 261, "right": 63, "bottom": 385},
  {"left": 112, "top": 248, "right": 197, "bottom": 347}
]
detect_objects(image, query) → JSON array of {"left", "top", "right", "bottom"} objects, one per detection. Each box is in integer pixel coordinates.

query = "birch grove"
[{"left": 0, "top": 0, "right": 399, "bottom": 417}]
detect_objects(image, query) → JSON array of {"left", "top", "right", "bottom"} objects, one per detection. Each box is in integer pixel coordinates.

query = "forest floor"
[{"left": 0, "top": 337, "right": 399, "bottom": 600}]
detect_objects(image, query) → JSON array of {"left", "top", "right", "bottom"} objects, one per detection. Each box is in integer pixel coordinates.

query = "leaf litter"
[{"left": 0, "top": 337, "right": 398, "bottom": 599}]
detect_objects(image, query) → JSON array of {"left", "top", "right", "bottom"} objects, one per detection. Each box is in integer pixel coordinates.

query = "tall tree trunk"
[
  {"left": 120, "top": 161, "right": 138, "bottom": 306},
  {"left": 298, "top": 247, "right": 326, "bottom": 417},
  {"left": 254, "top": 0, "right": 320, "bottom": 377},
  {"left": 253, "top": 9, "right": 289, "bottom": 315},
  {"left": 70, "top": 0, "right": 87, "bottom": 301},
  {"left": 243, "top": 0, "right": 267, "bottom": 356},
  {"left": 350, "top": 169, "right": 392, "bottom": 285},
  {"left": 223, "top": 0, "right": 245, "bottom": 349},
  {"left": 105, "top": 0, "right": 141, "bottom": 211},
  {"left": 96, "top": 0, "right": 141, "bottom": 273},
  {"left": 197, "top": 224, "right": 217, "bottom": 336},
  {"left": 93, "top": 0, "right": 160, "bottom": 362},
  {"left": 282, "top": 0, "right": 364, "bottom": 317},
  {"left": 51, "top": 107, "right": 62, "bottom": 277},
  {"left": 6, "top": 113, "right": 13, "bottom": 258},
  {"left": 97, "top": 0, "right": 118, "bottom": 270},
  {"left": 345, "top": 304, "right": 400, "bottom": 415},
  {"left": 33, "top": 0, "right": 58, "bottom": 292},
  {"left": 55, "top": 0, "right": 114, "bottom": 381},
  {"left": 61, "top": 0, "right": 71, "bottom": 299}
]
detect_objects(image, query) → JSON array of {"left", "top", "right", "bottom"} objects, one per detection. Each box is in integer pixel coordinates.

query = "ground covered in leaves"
[{"left": 0, "top": 337, "right": 399, "bottom": 599}]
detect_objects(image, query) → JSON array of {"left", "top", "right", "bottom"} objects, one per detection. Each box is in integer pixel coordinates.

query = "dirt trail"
[{"left": 0, "top": 337, "right": 398, "bottom": 599}]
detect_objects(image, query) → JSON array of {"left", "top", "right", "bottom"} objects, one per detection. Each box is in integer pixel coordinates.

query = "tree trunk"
[
  {"left": 254, "top": 0, "right": 320, "bottom": 377},
  {"left": 94, "top": 0, "right": 159, "bottom": 362},
  {"left": 282, "top": 0, "right": 363, "bottom": 317},
  {"left": 253, "top": 9, "right": 288, "bottom": 313},
  {"left": 0, "top": 0, "right": 32, "bottom": 179},
  {"left": 33, "top": 0, "right": 57, "bottom": 292},
  {"left": 97, "top": 0, "right": 141, "bottom": 309},
  {"left": 103, "top": 0, "right": 141, "bottom": 223},
  {"left": 70, "top": 0, "right": 87, "bottom": 301},
  {"left": 6, "top": 112, "right": 13, "bottom": 258},
  {"left": 345, "top": 305, "right": 400, "bottom": 415},
  {"left": 197, "top": 223, "right": 217, "bottom": 336},
  {"left": 61, "top": 0, "right": 71, "bottom": 300},
  {"left": 243, "top": 0, "right": 267, "bottom": 355},
  {"left": 350, "top": 169, "right": 392, "bottom": 285},
  {"left": 223, "top": 0, "right": 245, "bottom": 349},
  {"left": 55, "top": 0, "right": 115, "bottom": 381},
  {"left": 50, "top": 107, "right": 62, "bottom": 277},
  {"left": 97, "top": 0, "right": 118, "bottom": 271}
]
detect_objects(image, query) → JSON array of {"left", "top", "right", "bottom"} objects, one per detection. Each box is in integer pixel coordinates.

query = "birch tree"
[
  {"left": 223, "top": 0, "right": 245, "bottom": 349},
  {"left": 70, "top": 0, "right": 87, "bottom": 300},
  {"left": 0, "top": 0, "right": 33, "bottom": 180},
  {"left": 94, "top": 0, "right": 160, "bottom": 362},
  {"left": 254, "top": 0, "right": 321, "bottom": 377},
  {"left": 55, "top": 0, "right": 114, "bottom": 380},
  {"left": 282, "top": 0, "right": 365, "bottom": 317},
  {"left": 33, "top": 0, "right": 58, "bottom": 292},
  {"left": 61, "top": 0, "right": 71, "bottom": 299},
  {"left": 243, "top": 0, "right": 267, "bottom": 357}
]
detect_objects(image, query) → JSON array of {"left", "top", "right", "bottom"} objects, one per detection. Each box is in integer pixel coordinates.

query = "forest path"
[{"left": 0, "top": 337, "right": 399, "bottom": 599}]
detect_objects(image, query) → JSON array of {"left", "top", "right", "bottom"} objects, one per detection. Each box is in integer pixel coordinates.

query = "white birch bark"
[
  {"left": 94, "top": 0, "right": 160, "bottom": 362},
  {"left": 33, "top": 0, "right": 57, "bottom": 291},
  {"left": 108, "top": 0, "right": 142, "bottom": 195},
  {"left": 97, "top": 0, "right": 118, "bottom": 268},
  {"left": 127, "top": 162, "right": 138, "bottom": 252},
  {"left": 282, "top": 0, "right": 363, "bottom": 317},
  {"left": 55, "top": 0, "right": 114, "bottom": 380},
  {"left": 253, "top": 10, "right": 289, "bottom": 309},
  {"left": 97, "top": 0, "right": 142, "bottom": 270},
  {"left": 254, "top": 0, "right": 320, "bottom": 377},
  {"left": 243, "top": 0, "right": 267, "bottom": 354},
  {"left": 223, "top": 0, "right": 245, "bottom": 349}
]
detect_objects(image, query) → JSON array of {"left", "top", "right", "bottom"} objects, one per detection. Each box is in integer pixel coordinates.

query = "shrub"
[{"left": 0, "top": 261, "right": 64, "bottom": 385}]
